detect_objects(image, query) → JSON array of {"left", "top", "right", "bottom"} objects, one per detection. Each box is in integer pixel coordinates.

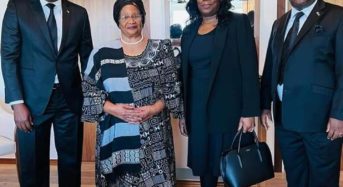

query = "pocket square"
[{"left": 314, "top": 24, "right": 324, "bottom": 33}]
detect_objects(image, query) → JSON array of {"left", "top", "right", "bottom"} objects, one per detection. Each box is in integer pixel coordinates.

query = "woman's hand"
[
  {"left": 179, "top": 119, "right": 188, "bottom": 136},
  {"left": 135, "top": 105, "right": 155, "bottom": 122},
  {"left": 135, "top": 100, "right": 165, "bottom": 122},
  {"left": 104, "top": 101, "right": 141, "bottom": 123},
  {"left": 238, "top": 117, "right": 256, "bottom": 133}
]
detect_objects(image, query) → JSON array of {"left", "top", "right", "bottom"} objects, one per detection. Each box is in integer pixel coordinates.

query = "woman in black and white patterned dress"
[{"left": 81, "top": 0, "right": 184, "bottom": 186}]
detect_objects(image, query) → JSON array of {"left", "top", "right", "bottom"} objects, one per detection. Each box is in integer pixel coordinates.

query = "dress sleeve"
[
  {"left": 81, "top": 49, "right": 108, "bottom": 123},
  {"left": 159, "top": 40, "right": 185, "bottom": 119}
]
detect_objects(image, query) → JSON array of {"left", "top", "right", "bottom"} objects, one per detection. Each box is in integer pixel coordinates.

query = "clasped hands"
[{"left": 104, "top": 100, "right": 165, "bottom": 124}]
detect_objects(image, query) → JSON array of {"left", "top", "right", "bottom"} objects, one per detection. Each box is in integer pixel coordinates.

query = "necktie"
[
  {"left": 279, "top": 11, "right": 304, "bottom": 84},
  {"left": 46, "top": 3, "right": 58, "bottom": 54}
]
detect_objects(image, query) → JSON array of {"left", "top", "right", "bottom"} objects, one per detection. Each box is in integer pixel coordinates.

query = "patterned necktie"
[
  {"left": 285, "top": 11, "right": 304, "bottom": 51},
  {"left": 46, "top": 3, "right": 58, "bottom": 54},
  {"left": 279, "top": 11, "right": 304, "bottom": 84}
]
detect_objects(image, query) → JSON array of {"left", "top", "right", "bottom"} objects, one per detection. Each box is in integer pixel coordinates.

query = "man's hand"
[
  {"left": 238, "top": 117, "right": 256, "bottom": 133},
  {"left": 179, "top": 119, "right": 187, "bottom": 136},
  {"left": 261, "top": 109, "right": 272, "bottom": 130},
  {"left": 326, "top": 118, "right": 343, "bottom": 140},
  {"left": 12, "top": 103, "right": 33, "bottom": 133}
]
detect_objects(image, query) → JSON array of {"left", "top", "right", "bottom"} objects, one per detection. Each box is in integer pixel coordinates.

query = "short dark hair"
[
  {"left": 186, "top": 0, "right": 232, "bottom": 24},
  {"left": 113, "top": 0, "right": 146, "bottom": 26}
]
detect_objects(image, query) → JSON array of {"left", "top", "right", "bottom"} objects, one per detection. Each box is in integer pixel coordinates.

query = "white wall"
[
  {"left": 148, "top": 0, "right": 170, "bottom": 39},
  {"left": 71, "top": 0, "right": 120, "bottom": 47}
]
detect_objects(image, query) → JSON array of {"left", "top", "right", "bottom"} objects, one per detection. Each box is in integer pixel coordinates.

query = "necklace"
[
  {"left": 121, "top": 34, "right": 144, "bottom": 45},
  {"left": 202, "top": 15, "right": 218, "bottom": 24}
]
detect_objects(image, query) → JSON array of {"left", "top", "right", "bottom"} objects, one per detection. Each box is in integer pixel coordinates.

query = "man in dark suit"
[
  {"left": 261, "top": 0, "right": 343, "bottom": 186},
  {"left": 1, "top": 0, "right": 92, "bottom": 186}
]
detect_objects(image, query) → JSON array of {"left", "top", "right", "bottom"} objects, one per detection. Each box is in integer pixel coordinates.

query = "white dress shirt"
[
  {"left": 9, "top": 0, "right": 63, "bottom": 105},
  {"left": 277, "top": 0, "right": 318, "bottom": 101}
]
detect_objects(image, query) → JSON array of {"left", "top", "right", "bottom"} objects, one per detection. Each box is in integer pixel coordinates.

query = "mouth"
[
  {"left": 200, "top": 3, "right": 212, "bottom": 9},
  {"left": 127, "top": 25, "right": 138, "bottom": 30}
]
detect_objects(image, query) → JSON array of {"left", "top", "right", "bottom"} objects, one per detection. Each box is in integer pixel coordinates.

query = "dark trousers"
[
  {"left": 15, "top": 87, "right": 83, "bottom": 187},
  {"left": 200, "top": 175, "right": 232, "bottom": 187},
  {"left": 276, "top": 126, "right": 342, "bottom": 187},
  {"left": 200, "top": 174, "right": 218, "bottom": 187}
]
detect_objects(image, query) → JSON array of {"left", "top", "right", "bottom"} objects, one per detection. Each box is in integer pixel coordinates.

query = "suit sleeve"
[
  {"left": 330, "top": 16, "right": 343, "bottom": 120},
  {"left": 79, "top": 8, "right": 93, "bottom": 74},
  {"left": 1, "top": 0, "right": 23, "bottom": 104},
  {"left": 237, "top": 15, "right": 260, "bottom": 117},
  {"left": 261, "top": 21, "right": 277, "bottom": 111}
]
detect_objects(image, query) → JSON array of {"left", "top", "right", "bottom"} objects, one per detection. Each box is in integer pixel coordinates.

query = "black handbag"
[{"left": 220, "top": 130, "right": 274, "bottom": 187}]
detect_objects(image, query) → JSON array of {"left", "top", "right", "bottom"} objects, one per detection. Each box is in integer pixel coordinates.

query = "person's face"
[
  {"left": 197, "top": 0, "right": 220, "bottom": 18},
  {"left": 289, "top": 0, "right": 315, "bottom": 10},
  {"left": 118, "top": 5, "right": 143, "bottom": 38}
]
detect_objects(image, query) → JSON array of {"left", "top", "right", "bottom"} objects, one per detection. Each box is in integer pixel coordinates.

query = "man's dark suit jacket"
[
  {"left": 1, "top": 0, "right": 93, "bottom": 116},
  {"left": 261, "top": 0, "right": 343, "bottom": 132},
  {"left": 181, "top": 13, "right": 260, "bottom": 133}
]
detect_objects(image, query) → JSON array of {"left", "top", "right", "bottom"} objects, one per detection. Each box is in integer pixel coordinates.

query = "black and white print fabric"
[{"left": 82, "top": 39, "right": 183, "bottom": 187}]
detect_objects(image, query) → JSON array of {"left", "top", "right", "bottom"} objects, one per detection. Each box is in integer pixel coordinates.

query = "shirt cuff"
[
  {"left": 9, "top": 100, "right": 24, "bottom": 105},
  {"left": 277, "top": 84, "right": 283, "bottom": 102}
]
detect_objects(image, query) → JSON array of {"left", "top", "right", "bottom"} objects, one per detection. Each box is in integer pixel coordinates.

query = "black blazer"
[
  {"left": 261, "top": 0, "right": 343, "bottom": 132},
  {"left": 1, "top": 0, "right": 93, "bottom": 115},
  {"left": 181, "top": 13, "right": 260, "bottom": 133}
]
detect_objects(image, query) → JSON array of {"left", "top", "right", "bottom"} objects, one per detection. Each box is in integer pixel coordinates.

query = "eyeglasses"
[{"left": 119, "top": 14, "right": 142, "bottom": 22}]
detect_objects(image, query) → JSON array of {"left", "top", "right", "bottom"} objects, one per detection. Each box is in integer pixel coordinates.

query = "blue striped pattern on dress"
[
  {"left": 101, "top": 122, "right": 140, "bottom": 146},
  {"left": 85, "top": 41, "right": 142, "bottom": 176},
  {"left": 103, "top": 77, "right": 132, "bottom": 92}
]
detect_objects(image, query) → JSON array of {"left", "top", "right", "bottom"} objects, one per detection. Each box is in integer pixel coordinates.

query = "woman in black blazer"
[{"left": 179, "top": 0, "right": 260, "bottom": 186}]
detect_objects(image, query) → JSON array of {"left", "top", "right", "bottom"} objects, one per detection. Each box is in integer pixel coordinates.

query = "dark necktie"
[
  {"left": 279, "top": 11, "right": 304, "bottom": 84},
  {"left": 46, "top": 3, "right": 58, "bottom": 54}
]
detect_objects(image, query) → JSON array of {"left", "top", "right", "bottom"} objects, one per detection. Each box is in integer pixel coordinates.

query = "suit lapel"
[
  {"left": 205, "top": 22, "right": 229, "bottom": 101},
  {"left": 288, "top": 0, "right": 326, "bottom": 54},
  {"left": 276, "top": 12, "right": 291, "bottom": 66},
  {"left": 181, "top": 21, "right": 200, "bottom": 100},
  {"left": 58, "top": 0, "right": 71, "bottom": 56},
  {"left": 31, "top": 0, "right": 55, "bottom": 56}
]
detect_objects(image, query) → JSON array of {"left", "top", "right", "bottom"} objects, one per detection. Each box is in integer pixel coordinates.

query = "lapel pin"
[
  {"left": 316, "top": 11, "right": 321, "bottom": 16},
  {"left": 66, "top": 9, "right": 70, "bottom": 14}
]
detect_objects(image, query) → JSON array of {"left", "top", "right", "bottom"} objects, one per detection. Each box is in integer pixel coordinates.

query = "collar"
[
  {"left": 290, "top": 0, "right": 317, "bottom": 18},
  {"left": 40, "top": 0, "right": 62, "bottom": 9}
]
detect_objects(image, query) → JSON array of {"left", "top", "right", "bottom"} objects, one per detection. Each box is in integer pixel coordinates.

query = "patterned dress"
[{"left": 82, "top": 39, "right": 183, "bottom": 187}]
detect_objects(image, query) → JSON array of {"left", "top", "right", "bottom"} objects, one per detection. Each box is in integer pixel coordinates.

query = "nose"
[{"left": 128, "top": 16, "right": 138, "bottom": 23}]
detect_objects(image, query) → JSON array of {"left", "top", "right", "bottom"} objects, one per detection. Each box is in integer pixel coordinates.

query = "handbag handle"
[
  {"left": 230, "top": 130, "right": 260, "bottom": 153},
  {"left": 228, "top": 130, "right": 264, "bottom": 168}
]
